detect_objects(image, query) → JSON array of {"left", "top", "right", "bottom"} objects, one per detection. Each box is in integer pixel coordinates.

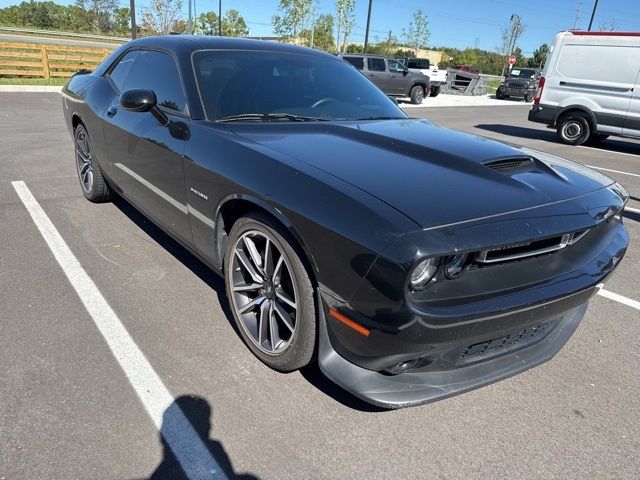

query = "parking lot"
[{"left": 1, "top": 93, "right": 639, "bottom": 479}]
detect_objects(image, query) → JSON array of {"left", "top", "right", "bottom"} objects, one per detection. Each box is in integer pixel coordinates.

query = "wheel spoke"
[
  {"left": 232, "top": 282, "right": 262, "bottom": 293},
  {"left": 79, "top": 162, "right": 90, "bottom": 175},
  {"left": 272, "top": 256, "right": 284, "bottom": 283},
  {"left": 273, "top": 301, "right": 295, "bottom": 333},
  {"left": 275, "top": 288, "right": 296, "bottom": 309},
  {"left": 258, "top": 299, "right": 270, "bottom": 346},
  {"left": 235, "top": 250, "right": 263, "bottom": 283},
  {"left": 263, "top": 238, "right": 273, "bottom": 277},
  {"left": 243, "top": 236, "right": 264, "bottom": 275},
  {"left": 269, "top": 308, "right": 282, "bottom": 350},
  {"left": 238, "top": 295, "right": 265, "bottom": 314},
  {"left": 76, "top": 148, "right": 90, "bottom": 162}
]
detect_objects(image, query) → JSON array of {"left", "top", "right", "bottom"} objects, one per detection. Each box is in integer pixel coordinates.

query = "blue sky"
[{"left": 2, "top": 0, "right": 639, "bottom": 54}]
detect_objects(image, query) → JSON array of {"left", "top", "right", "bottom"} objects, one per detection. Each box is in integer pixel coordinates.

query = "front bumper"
[
  {"left": 318, "top": 294, "right": 589, "bottom": 409},
  {"left": 499, "top": 85, "right": 534, "bottom": 97}
]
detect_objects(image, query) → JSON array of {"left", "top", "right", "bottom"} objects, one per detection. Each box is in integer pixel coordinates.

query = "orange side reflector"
[{"left": 329, "top": 309, "right": 370, "bottom": 337}]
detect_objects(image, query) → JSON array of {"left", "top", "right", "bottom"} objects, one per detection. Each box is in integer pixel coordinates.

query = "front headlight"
[{"left": 409, "top": 258, "right": 438, "bottom": 290}]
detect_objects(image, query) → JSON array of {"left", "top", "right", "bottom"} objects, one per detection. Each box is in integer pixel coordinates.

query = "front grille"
[
  {"left": 484, "top": 157, "right": 536, "bottom": 174},
  {"left": 457, "top": 320, "right": 558, "bottom": 366},
  {"left": 507, "top": 81, "right": 529, "bottom": 88}
]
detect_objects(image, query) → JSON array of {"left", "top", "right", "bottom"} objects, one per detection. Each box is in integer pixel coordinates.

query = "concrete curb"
[{"left": 0, "top": 85, "right": 62, "bottom": 92}]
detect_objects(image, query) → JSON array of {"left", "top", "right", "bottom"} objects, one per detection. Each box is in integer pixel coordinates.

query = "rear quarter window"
[
  {"left": 557, "top": 44, "right": 640, "bottom": 84},
  {"left": 343, "top": 56, "right": 364, "bottom": 70},
  {"left": 368, "top": 58, "right": 386, "bottom": 72}
]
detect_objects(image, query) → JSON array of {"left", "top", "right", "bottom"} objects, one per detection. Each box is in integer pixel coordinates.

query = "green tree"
[
  {"left": 113, "top": 7, "right": 130, "bottom": 35},
  {"left": 75, "top": 0, "right": 117, "bottom": 33},
  {"left": 140, "top": 0, "right": 183, "bottom": 35},
  {"left": 195, "top": 11, "right": 219, "bottom": 35},
  {"left": 402, "top": 9, "right": 430, "bottom": 54},
  {"left": 222, "top": 9, "right": 248, "bottom": 37},
  {"left": 526, "top": 43, "right": 549, "bottom": 68},
  {"left": 300, "top": 13, "right": 334, "bottom": 50},
  {"left": 272, "top": 0, "right": 313, "bottom": 42},
  {"left": 335, "top": 0, "right": 356, "bottom": 53}
]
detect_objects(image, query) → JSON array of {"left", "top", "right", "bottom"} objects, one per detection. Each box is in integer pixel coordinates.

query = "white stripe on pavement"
[
  {"left": 11, "top": 180, "right": 226, "bottom": 480},
  {"left": 597, "top": 289, "right": 640, "bottom": 311},
  {"left": 586, "top": 165, "right": 640, "bottom": 178},
  {"left": 625, "top": 206, "right": 640, "bottom": 214},
  {"left": 581, "top": 146, "right": 640, "bottom": 159}
]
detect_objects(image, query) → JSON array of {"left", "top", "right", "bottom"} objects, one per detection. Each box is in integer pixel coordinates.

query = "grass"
[
  {"left": 0, "top": 77, "right": 67, "bottom": 85},
  {"left": 486, "top": 78, "right": 502, "bottom": 95}
]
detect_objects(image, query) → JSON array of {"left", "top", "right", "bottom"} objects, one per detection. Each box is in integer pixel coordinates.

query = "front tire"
[
  {"left": 524, "top": 92, "right": 535, "bottom": 102},
  {"left": 430, "top": 85, "right": 441, "bottom": 97},
  {"left": 224, "top": 213, "right": 316, "bottom": 372},
  {"left": 410, "top": 85, "right": 425, "bottom": 104},
  {"left": 556, "top": 114, "right": 591, "bottom": 145},
  {"left": 495, "top": 88, "right": 507, "bottom": 100},
  {"left": 74, "top": 124, "right": 111, "bottom": 202}
]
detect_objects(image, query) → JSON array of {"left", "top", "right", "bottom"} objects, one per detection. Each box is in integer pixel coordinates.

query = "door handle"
[
  {"left": 107, "top": 106, "right": 118, "bottom": 117},
  {"left": 559, "top": 81, "right": 566, "bottom": 85}
]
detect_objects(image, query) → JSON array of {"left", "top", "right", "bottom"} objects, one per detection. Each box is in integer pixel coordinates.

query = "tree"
[
  {"left": 140, "top": 0, "right": 183, "bottom": 35},
  {"left": 272, "top": 0, "right": 313, "bottom": 42},
  {"left": 75, "top": 0, "right": 117, "bottom": 33},
  {"left": 497, "top": 15, "right": 526, "bottom": 76},
  {"left": 402, "top": 9, "right": 430, "bottom": 54},
  {"left": 113, "top": 7, "right": 130, "bottom": 35},
  {"left": 335, "top": 0, "right": 356, "bottom": 53},
  {"left": 195, "top": 11, "right": 219, "bottom": 35},
  {"left": 301, "top": 13, "right": 334, "bottom": 51},
  {"left": 223, "top": 9, "right": 248, "bottom": 37}
]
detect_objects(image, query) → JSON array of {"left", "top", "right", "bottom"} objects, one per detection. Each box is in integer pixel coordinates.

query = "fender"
[
  {"left": 552, "top": 104, "right": 597, "bottom": 127},
  {"left": 213, "top": 193, "right": 320, "bottom": 276}
]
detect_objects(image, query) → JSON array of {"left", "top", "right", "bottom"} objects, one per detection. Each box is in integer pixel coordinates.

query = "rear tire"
[
  {"left": 74, "top": 124, "right": 111, "bottom": 203},
  {"left": 410, "top": 85, "right": 425, "bottom": 104},
  {"left": 224, "top": 212, "right": 316, "bottom": 372},
  {"left": 556, "top": 114, "right": 591, "bottom": 146}
]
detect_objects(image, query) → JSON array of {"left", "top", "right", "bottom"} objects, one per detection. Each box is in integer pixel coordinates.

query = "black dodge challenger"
[{"left": 62, "top": 36, "right": 629, "bottom": 409}]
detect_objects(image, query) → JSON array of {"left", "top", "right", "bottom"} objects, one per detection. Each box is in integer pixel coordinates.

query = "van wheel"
[
  {"left": 587, "top": 133, "right": 609, "bottom": 144},
  {"left": 524, "top": 92, "right": 535, "bottom": 102},
  {"left": 410, "top": 85, "right": 424, "bottom": 104},
  {"left": 556, "top": 114, "right": 591, "bottom": 145}
]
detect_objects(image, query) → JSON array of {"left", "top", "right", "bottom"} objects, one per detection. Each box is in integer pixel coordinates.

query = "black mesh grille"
[
  {"left": 507, "top": 80, "right": 529, "bottom": 88},
  {"left": 483, "top": 157, "right": 535, "bottom": 174},
  {"left": 457, "top": 320, "right": 558, "bottom": 366}
]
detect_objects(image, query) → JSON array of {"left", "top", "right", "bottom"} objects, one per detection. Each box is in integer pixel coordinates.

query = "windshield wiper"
[{"left": 217, "top": 113, "right": 328, "bottom": 122}]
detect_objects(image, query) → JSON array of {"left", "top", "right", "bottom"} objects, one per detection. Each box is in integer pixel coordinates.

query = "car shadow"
[
  {"left": 131, "top": 395, "right": 259, "bottom": 479},
  {"left": 475, "top": 123, "right": 555, "bottom": 141},
  {"left": 112, "top": 197, "right": 386, "bottom": 412}
]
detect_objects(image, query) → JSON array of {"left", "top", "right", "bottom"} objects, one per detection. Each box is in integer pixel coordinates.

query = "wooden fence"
[{"left": 0, "top": 41, "right": 111, "bottom": 78}]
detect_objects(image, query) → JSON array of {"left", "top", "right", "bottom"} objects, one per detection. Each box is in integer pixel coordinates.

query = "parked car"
[
  {"left": 340, "top": 54, "right": 430, "bottom": 104},
  {"left": 62, "top": 36, "right": 629, "bottom": 409},
  {"left": 400, "top": 57, "right": 446, "bottom": 97},
  {"left": 529, "top": 30, "right": 640, "bottom": 145},
  {"left": 496, "top": 68, "right": 540, "bottom": 102}
]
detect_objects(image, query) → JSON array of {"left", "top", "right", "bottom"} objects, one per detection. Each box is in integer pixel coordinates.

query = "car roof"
[{"left": 124, "top": 35, "right": 337, "bottom": 59}]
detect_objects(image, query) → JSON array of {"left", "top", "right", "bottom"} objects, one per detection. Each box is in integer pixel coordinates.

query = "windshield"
[
  {"left": 192, "top": 50, "right": 406, "bottom": 121},
  {"left": 509, "top": 69, "right": 537, "bottom": 78}
]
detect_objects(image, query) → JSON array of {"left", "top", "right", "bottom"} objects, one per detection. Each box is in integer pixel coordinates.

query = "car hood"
[{"left": 230, "top": 119, "right": 614, "bottom": 229}]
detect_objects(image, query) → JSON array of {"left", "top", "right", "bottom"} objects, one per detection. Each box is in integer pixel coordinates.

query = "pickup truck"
[{"left": 400, "top": 57, "right": 447, "bottom": 97}]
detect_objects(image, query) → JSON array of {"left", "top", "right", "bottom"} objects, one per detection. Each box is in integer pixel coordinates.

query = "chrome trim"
[{"left": 477, "top": 230, "right": 588, "bottom": 264}]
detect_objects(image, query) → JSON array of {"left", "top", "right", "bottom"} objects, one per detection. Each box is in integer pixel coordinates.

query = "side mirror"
[
  {"left": 120, "top": 88, "right": 169, "bottom": 126},
  {"left": 120, "top": 88, "right": 156, "bottom": 112},
  {"left": 403, "top": 67, "right": 409, "bottom": 75}
]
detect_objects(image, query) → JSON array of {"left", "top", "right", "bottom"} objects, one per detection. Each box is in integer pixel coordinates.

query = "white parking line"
[
  {"left": 626, "top": 206, "right": 640, "bottom": 214},
  {"left": 11, "top": 180, "right": 226, "bottom": 480},
  {"left": 586, "top": 165, "right": 640, "bottom": 178},
  {"left": 598, "top": 289, "right": 640, "bottom": 311},
  {"left": 581, "top": 146, "right": 640, "bottom": 159}
]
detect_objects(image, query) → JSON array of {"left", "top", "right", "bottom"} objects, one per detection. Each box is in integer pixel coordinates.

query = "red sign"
[{"left": 508, "top": 55, "right": 517, "bottom": 65}]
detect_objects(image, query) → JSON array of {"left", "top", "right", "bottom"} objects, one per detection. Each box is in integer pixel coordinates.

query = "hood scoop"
[{"left": 483, "top": 157, "right": 536, "bottom": 175}]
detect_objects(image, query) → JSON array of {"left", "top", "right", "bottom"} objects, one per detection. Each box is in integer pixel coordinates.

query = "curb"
[{"left": 0, "top": 85, "right": 62, "bottom": 92}]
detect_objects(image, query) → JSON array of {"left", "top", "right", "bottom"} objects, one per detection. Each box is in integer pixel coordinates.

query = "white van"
[{"left": 528, "top": 31, "right": 640, "bottom": 145}]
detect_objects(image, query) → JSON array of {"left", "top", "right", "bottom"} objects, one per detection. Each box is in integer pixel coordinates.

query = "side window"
[
  {"left": 122, "top": 50, "right": 188, "bottom": 114},
  {"left": 368, "top": 58, "right": 386, "bottom": 72},
  {"left": 108, "top": 50, "right": 139, "bottom": 91},
  {"left": 343, "top": 56, "right": 364, "bottom": 70},
  {"left": 388, "top": 60, "right": 405, "bottom": 73}
]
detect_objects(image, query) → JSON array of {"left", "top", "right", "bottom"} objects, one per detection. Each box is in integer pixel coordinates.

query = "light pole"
[
  {"left": 187, "top": 0, "right": 192, "bottom": 34},
  {"left": 588, "top": 0, "right": 599, "bottom": 31},
  {"left": 218, "top": 0, "right": 222, "bottom": 36},
  {"left": 363, "top": 0, "right": 373, "bottom": 54},
  {"left": 130, "top": 0, "right": 136, "bottom": 39}
]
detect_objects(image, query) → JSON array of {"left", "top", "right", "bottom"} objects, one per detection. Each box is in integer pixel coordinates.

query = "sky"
[{"left": 1, "top": 0, "right": 640, "bottom": 55}]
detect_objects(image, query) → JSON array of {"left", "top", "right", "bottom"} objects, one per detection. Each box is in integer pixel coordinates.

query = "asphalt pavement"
[{"left": 1, "top": 94, "right": 638, "bottom": 480}]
